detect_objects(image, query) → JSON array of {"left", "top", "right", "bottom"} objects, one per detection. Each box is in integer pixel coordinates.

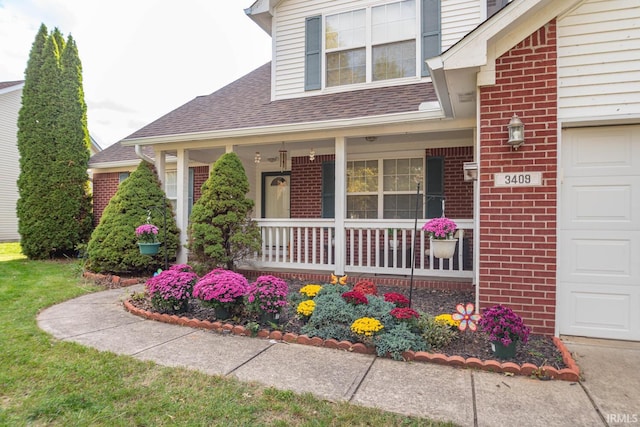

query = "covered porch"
[{"left": 148, "top": 124, "right": 477, "bottom": 283}]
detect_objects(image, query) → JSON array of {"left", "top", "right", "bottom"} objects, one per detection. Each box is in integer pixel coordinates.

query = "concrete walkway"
[{"left": 37, "top": 286, "right": 639, "bottom": 427}]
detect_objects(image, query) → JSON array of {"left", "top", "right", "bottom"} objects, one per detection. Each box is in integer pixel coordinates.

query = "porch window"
[
  {"left": 346, "top": 157, "right": 424, "bottom": 219},
  {"left": 165, "top": 169, "right": 195, "bottom": 217},
  {"left": 165, "top": 171, "right": 177, "bottom": 204},
  {"left": 325, "top": 0, "right": 419, "bottom": 87}
]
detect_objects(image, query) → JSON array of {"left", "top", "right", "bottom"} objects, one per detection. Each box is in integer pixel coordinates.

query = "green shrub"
[
  {"left": 374, "top": 322, "right": 428, "bottom": 360},
  {"left": 416, "top": 314, "right": 459, "bottom": 350},
  {"left": 86, "top": 161, "right": 180, "bottom": 275},
  {"left": 187, "top": 152, "right": 261, "bottom": 271}
]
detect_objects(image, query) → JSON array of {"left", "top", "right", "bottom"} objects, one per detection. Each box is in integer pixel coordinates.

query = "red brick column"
[{"left": 478, "top": 20, "right": 558, "bottom": 335}]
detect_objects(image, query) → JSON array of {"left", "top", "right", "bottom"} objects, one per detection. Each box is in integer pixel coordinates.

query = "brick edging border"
[{"left": 122, "top": 299, "right": 581, "bottom": 381}]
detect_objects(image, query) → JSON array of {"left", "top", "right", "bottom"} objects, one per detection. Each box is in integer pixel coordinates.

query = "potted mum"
[
  {"left": 422, "top": 217, "right": 458, "bottom": 258},
  {"left": 478, "top": 304, "right": 531, "bottom": 359},
  {"left": 246, "top": 275, "right": 289, "bottom": 324},
  {"left": 192, "top": 268, "right": 249, "bottom": 320},
  {"left": 144, "top": 264, "right": 198, "bottom": 314},
  {"left": 135, "top": 223, "right": 160, "bottom": 255}
]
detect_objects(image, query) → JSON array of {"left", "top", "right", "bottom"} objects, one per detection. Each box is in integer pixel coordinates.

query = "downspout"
[{"left": 135, "top": 144, "right": 154, "bottom": 164}]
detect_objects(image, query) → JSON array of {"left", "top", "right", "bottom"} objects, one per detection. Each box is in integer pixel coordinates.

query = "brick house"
[{"left": 90, "top": 0, "right": 640, "bottom": 341}]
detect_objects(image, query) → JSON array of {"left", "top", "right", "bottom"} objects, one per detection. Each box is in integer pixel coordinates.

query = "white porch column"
[
  {"left": 225, "top": 144, "right": 234, "bottom": 153},
  {"left": 176, "top": 148, "right": 189, "bottom": 264},
  {"left": 155, "top": 150, "right": 166, "bottom": 186},
  {"left": 334, "top": 136, "right": 346, "bottom": 274}
]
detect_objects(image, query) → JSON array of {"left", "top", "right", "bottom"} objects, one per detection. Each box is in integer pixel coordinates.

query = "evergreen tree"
[
  {"left": 86, "top": 161, "right": 180, "bottom": 275},
  {"left": 188, "top": 152, "right": 261, "bottom": 271},
  {"left": 16, "top": 25, "right": 92, "bottom": 259}
]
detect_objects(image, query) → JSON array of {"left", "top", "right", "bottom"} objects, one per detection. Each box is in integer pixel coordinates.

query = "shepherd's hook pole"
[{"left": 409, "top": 182, "right": 420, "bottom": 307}]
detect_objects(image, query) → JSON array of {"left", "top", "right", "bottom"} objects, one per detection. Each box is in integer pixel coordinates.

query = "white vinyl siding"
[
  {"left": 441, "top": 0, "right": 481, "bottom": 51},
  {"left": 558, "top": 0, "right": 640, "bottom": 122},
  {"left": 0, "top": 86, "right": 22, "bottom": 241},
  {"left": 272, "top": 0, "right": 480, "bottom": 100}
]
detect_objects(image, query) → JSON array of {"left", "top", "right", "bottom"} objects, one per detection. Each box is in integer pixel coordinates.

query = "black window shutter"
[
  {"left": 321, "top": 161, "right": 335, "bottom": 218},
  {"left": 421, "top": 0, "right": 441, "bottom": 76},
  {"left": 426, "top": 156, "right": 444, "bottom": 218},
  {"left": 305, "top": 16, "right": 322, "bottom": 90}
]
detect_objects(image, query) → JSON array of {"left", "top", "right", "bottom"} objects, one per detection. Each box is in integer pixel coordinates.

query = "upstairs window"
[
  {"left": 372, "top": 1, "right": 417, "bottom": 81},
  {"left": 305, "top": 0, "right": 440, "bottom": 91}
]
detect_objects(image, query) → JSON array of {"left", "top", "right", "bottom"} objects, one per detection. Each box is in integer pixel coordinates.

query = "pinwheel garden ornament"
[{"left": 452, "top": 303, "right": 481, "bottom": 331}]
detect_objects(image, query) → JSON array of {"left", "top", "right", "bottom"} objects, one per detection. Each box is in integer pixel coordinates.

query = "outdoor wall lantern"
[{"left": 507, "top": 114, "right": 525, "bottom": 150}]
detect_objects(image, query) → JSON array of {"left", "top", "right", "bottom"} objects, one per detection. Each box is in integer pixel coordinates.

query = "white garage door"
[{"left": 559, "top": 125, "right": 640, "bottom": 340}]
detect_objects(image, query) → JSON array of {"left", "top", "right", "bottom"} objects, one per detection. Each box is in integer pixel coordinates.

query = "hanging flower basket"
[
  {"left": 138, "top": 242, "right": 160, "bottom": 255},
  {"left": 431, "top": 239, "right": 457, "bottom": 259}
]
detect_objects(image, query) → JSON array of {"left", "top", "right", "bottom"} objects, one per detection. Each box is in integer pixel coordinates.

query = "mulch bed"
[{"left": 110, "top": 274, "right": 573, "bottom": 379}]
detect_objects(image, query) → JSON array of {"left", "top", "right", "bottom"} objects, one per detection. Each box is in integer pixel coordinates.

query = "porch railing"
[{"left": 245, "top": 219, "right": 473, "bottom": 279}]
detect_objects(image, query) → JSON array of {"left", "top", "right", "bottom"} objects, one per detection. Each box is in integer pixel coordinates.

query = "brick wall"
[
  {"left": 426, "top": 147, "right": 474, "bottom": 218},
  {"left": 192, "top": 165, "right": 209, "bottom": 202},
  {"left": 92, "top": 172, "right": 120, "bottom": 226},
  {"left": 478, "top": 20, "right": 558, "bottom": 335},
  {"left": 290, "top": 154, "right": 330, "bottom": 218}
]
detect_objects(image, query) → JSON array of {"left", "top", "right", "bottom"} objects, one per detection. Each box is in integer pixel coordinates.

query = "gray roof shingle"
[{"left": 124, "top": 62, "right": 437, "bottom": 140}]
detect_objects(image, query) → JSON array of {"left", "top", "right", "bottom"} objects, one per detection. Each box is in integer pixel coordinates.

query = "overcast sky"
[{"left": 0, "top": 0, "right": 272, "bottom": 148}]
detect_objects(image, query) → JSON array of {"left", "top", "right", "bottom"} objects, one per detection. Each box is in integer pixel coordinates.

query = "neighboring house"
[
  {"left": 0, "top": 79, "right": 101, "bottom": 242},
  {"left": 0, "top": 80, "right": 24, "bottom": 241},
  {"left": 89, "top": 0, "right": 640, "bottom": 342}
]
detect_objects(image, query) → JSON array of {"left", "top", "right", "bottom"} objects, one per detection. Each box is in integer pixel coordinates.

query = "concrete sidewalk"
[{"left": 37, "top": 286, "right": 639, "bottom": 427}]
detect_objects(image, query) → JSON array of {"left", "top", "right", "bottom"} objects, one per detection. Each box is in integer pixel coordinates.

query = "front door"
[{"left": 262, "top": 172, "right": 290, "bottom": 219}]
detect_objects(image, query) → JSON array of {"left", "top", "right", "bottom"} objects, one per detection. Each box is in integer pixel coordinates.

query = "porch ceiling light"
[
  {"left": 254, "top": 151, "right": 261, "bottom": 164},
  {"left": 507, "top": 114, "right": 524, "bottom": 150},
  {"left": 365, "top": 136, "right": 377, "bottom": 142}
]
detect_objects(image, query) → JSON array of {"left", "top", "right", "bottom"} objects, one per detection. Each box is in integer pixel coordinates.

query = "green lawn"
[{"left": 0, "top": 243, "right": 454, "bottom": 426}]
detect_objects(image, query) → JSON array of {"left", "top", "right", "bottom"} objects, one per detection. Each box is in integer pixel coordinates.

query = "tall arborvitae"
[{"left": 17, "top": 25, "right": 93, "bottom": 259}]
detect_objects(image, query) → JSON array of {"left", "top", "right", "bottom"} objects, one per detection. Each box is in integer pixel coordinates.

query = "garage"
[{"left": 558, "top": 125, "right": 640, "bottom": 340}]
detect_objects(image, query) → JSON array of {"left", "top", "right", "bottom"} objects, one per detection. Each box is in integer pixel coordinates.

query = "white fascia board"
[
  {"left": 121, "top": 108, "right": 446, "bottom": 147},
  {"left": 0, "top": 82, "right": 24, "bottom": 95},
  {"left": 425, "top": 57, "right": 454, "bottom": 118},
  {"left": 442, "top": 0, "right": 547, "bottom": 70},
  {"left": 244, "top": 0, "right": 277, "bottom": 35}
]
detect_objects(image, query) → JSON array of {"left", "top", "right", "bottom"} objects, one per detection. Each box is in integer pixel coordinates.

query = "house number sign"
[{"left": 494, "top": 172, "right": 542, "bottom": 187}]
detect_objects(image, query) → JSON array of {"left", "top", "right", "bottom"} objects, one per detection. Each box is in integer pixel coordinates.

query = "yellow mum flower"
[
  {"left": 435, "top": 313, "right": 461, "bottom": 328},
  {"left": 350, "top": 317, "right": 384, "bottom": 337},
  {"left": 297, "top": 300, "right": 316, "bottom": 317},
  {"left": 299, "top": 284, "right": 322, "bottom": 298}
]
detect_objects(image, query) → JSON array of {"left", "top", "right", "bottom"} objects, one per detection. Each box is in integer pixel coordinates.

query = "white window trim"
[
  {"left": 347, "top": 154, "right": 425, "bottom": 219},
  {"left": 322, "top": 0, "right": 421, "bottom": 90}
]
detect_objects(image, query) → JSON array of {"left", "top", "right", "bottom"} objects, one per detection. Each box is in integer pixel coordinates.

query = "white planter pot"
[
  {"left": 389, "top": 239, "right": 399, "bottom": 250},
  {"left": 431, "top": 239, "right": 457, "bottom": 259}
]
